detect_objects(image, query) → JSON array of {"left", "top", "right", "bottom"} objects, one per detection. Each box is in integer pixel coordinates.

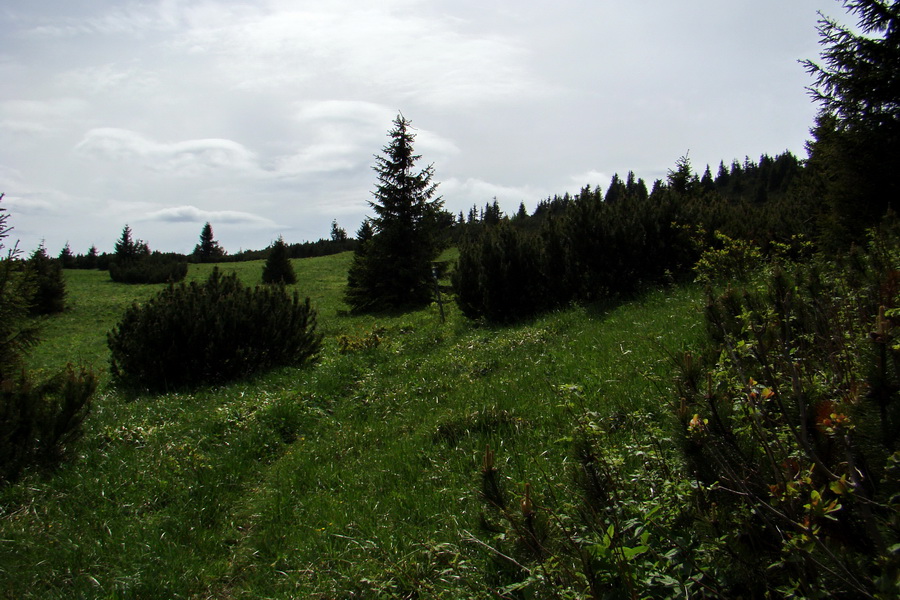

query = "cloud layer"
[{"left": 1, "top": 0, "right": 836, "bottom": 254}]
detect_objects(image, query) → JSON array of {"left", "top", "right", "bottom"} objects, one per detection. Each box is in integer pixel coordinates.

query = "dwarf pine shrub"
[
  {"left": 0, "top": 366, "right": 97, "bottom": 484},
  {"left": 108, "top": 253, "right": 188, "bottom": 284},
  {"left": 108, "top": 268, "right": 323, "bottom": 391},
  {"left": 670, "top": 226, "right": 900, "bottom": 598},
  {"left": 26, "top": 244, "right": 66, "bottom": 315}
]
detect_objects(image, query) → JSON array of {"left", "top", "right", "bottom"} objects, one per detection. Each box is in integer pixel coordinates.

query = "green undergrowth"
[{"left": 2, "top": 252, "right": 705, "bottom": 598}]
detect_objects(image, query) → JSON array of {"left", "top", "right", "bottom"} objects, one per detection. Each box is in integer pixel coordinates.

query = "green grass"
[{"left": 2, "top": 253, "right": 705, "bottom": 598}]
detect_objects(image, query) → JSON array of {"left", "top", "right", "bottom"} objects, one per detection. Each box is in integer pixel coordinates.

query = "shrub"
[
  {"left": 453, "top": 222, "right": 554, "bottom": 323},
  {"left": 0, "top": 198, "right": 95, "bottom": 486},
  {"left": 670, "top": 228, "right": 900, "bottom": 597},
  {"left": 108, "top": 268, "right": 323, "bottom": 391},
  {"left": 262, "top": 236, "right": 296, "bottom": 285},
  {"left": 337, "top": 327, "right": 384, "bottom": 354},
  {"left": 26, "top": 244, "right": 66, "bottom": 315},
  {"left": 465, "top": 227, "right": 900, "bottom": 598},
  {"left": 109, "top": 253, "right": 188, "bottom": 284},
  {"left": 0, "top": 366, "right": 97, "bottom": 484}
]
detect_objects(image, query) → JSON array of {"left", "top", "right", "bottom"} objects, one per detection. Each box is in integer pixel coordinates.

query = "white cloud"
[
  {"left": 58, "top": 63, "right": 161, "bottom": 96},
  {"left": 0, "top": 97, "right": 89, "bottom": 136},
  {"left": 175, "top": 3, "right": 536, "bottom": 107},
  {"left": 569, "top": 170, "right": 612, "bottom": 189},
  {"left": 140, "top": 205, "right": 276, "bottom": 227},
  {"left": 74, "top": 128, "right": 260, "bottom": 176},
  {"left": 1, "top": 0, "right": 839, "bottom": 254}
]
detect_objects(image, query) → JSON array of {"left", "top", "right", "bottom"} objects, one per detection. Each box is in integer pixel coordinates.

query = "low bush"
[
  {"left": 108, "top": 268, "right": 323, "bottom": 391},
  {"left": 26, "top": 244, "right": 66, "bottom": 315},
  {"left": 0, "top": 366, "right": 97, "bottom": 484},
  {"left": 109, "top": 253, "right": 188, "bottom": 284},
  {"left": 466, "top": 225, "right": 900, "bottom": 598}
]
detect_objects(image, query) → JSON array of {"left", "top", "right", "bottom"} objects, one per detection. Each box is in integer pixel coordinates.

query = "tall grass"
[{"left": 2, "top": 253, "right": 704, "bottom": 598}]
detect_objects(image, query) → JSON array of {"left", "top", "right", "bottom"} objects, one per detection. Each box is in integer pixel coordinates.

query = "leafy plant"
[{"left": 671, "top": 226, "right": 900, "bottom": 597}]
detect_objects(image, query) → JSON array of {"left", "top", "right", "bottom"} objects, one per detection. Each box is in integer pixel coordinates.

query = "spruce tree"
[
  {"left": 86, "top": 245, "right": 99, "bottom": 269},
  {"left": 58, "top": 243, "right": 75, "bottom": 268},
  {"left": 0, "top": 194, "right": 38, "bottom": 379},
  {"left": 114, "top": 225, "right": 149, "bottom": 261},
  {"left": 193, "top": 222, "right": 225, "bottom": 263},
  {"left": 27, "top": 243, "right": 66, "bottom": 315},
  {"left": 804, "top": 0, "right": 900, "bottom": 244},
  {"left": 330, "top": 220, "right": 348, "bottom": 242},
  {"left": 345, "top": 114, "right": 444, "bottom": 312},
  {"left": 262, "top": 236, "right": 296, "bottom": 284}
]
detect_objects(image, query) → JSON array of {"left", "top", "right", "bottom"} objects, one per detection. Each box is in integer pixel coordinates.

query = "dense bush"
[
  {"left": 1, "top": 196, "right": 96, "bottom": 485},
  {"left": 26, "top": 244, "right": 66, "bottom": 315},
  {"left": 108, "top": 268, "right": 323, "bottom": 391},
  {"left": 109, "top": 253, "right": 188, "bottom": 284},
  {"left": 668, "top": 226, "right": 900, "bottom": 597},
  {"left": 261, "top": 236, "right": 296, "bottom": 284},
  {"left": 0, "top": 366, "right": 97, "bottom": 484},
  {"left": 453, "top": 186, "right": 697, "bottom": 322},
  {"left": 453, "top": 221, "right": 557, "bottom": 322}
]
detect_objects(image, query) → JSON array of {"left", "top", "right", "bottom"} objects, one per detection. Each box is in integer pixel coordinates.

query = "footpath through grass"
[{"left": 1, "top": 254, "right": 705, "bottom": 598}]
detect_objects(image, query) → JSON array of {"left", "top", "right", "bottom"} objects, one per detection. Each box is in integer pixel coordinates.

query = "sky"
[{"left": 1, "top": 0, "right": 845, "bottom": 256}]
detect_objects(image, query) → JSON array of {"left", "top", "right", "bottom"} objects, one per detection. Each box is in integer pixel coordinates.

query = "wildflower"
[{"left": 688, "top": 413, "right": 707, "bottom": 435}]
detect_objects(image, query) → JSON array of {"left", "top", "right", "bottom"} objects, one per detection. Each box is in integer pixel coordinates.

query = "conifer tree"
[
  {"left": 0, "top": 194, "right": 38, "bottom": 379},
  {"left": 330, "top": 220, "right": 348, "bottom": 242},
  {"left": 27, "top": 243, "right": 66, "bottom": 315},
  {"left": 514, "top": 202, "right": 528, "bottom": 221},
  {"left": 262, "top": 236, "right": 296, "bottom": 284},
  {"left": 58, "top": 243, "right": 75, "bottom": 268},
  {"left": 85, "top": 245, "right": 99, "bottom": 269},
  {"left": 345, "top": 114, "right": 444, "bottom": 312},
  {"left": 804, "top": 0, "right": 900, "bottom": 244},
  {"left": 193, "top": 222, "right": 226, "bottom": 263},
  {"left": 114, "top": 225, "right": 149, "bottom": 261}
]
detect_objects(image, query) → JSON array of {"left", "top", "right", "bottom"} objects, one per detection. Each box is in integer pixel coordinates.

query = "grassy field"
[{"left": 1, "top": 253, "right": 705, "bottom": 598}]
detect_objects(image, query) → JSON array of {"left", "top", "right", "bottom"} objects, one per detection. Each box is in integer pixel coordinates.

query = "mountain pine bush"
[
  {"left": 1, "top": 195, "right": 96, "bottom": 485},
  {"left": 0, "top": 366, "right": 97, "bottom": 484},
  {"left": 108, "top": 268, "right": 322, "bottom": 391},
  {"left": 26, "top": 244, "right": 66, "bottom": 315},
  {"left": 108, "top": 253, "right": 188, "bottom": 284}
]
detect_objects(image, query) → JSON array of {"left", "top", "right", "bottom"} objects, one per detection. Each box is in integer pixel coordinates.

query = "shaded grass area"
[{"left": 3, "top": 253, "right": 704, "bottom": 598}]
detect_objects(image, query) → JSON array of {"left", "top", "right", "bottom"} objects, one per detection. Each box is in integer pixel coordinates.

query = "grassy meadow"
[{"left": 1, "top": 252, "right": 706, "bottom": 598}]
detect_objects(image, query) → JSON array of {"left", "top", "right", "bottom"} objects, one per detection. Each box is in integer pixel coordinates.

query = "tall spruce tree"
[
  {"left": 804, "top": 0, "right": 900, "bottom": 244},
  {"left": 114, "top": 225, "right": 149, "bottom": 261},
  {"left": 193, "top": 222, "right": 225, "bottom": 263},
  {"left": 345, "top": 114, "right": 443, "bottom": 312}
]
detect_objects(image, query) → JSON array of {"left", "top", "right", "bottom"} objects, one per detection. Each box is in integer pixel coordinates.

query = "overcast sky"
[{"left": 1, "top": 0, "right": 843, "bottom": 255}]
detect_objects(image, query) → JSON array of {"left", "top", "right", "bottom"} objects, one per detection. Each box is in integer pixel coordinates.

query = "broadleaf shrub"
[
  {"left": 108, "top": 268, "right": 323, "bottom": 391},
  {"left": 464, "top": 225, "right": 900, "bottom": 598},
  {"left": 670, "top": 224, "right": 900, "bottom": 597}
]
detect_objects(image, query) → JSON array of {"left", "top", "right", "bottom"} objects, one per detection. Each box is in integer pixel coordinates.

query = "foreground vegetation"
[
  {"left": 4, "top": 220, "right": 900, "bottom": 598},
  {"left": 1, "top": 253, "right": 708, "bottom": 598}
]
